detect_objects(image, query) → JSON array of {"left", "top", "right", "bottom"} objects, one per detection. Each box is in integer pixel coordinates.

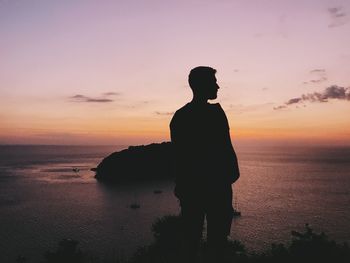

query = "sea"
[{"left": 0, "top": 144, "right": 349, "bottom": 262}]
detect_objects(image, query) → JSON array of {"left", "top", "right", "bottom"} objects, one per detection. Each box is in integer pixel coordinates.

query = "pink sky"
[{"left": 1, "top": 0, "right": 349, "bottom": 145}]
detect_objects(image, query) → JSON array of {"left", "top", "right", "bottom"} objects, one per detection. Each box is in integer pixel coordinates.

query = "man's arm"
[
  {"left": 217, "top": 104, "right": 240, "bottom": 183},
  {"left": 226, "top": 131, "right": 240, "bottom": 183}
]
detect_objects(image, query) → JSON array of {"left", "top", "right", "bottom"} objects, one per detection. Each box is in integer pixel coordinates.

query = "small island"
[{"left": 93, "top": 142, "right": 174, "bottom": 183}]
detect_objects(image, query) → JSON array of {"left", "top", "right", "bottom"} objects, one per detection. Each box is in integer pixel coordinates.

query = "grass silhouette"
[{"left": 25, "top": 215, "right": 349, "bottom": 263}]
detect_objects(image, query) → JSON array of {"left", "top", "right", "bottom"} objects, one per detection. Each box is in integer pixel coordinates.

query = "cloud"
[
  {"left": 322, "top": 85, "right": 350, "bottom": 99},
  {"left": 123, "top": 101, "right": 151, "bottom": 109},
  {"left": 305, "top": 68, "right": 328, "bottom": 84},
  {"left": 286, "top": 98, "right": 302, "bottom": 105},
  {"left": 86, "top": 98, "right": 114, "bottom": 102},
  {"left": 328, "top": 7, "right": 347, "bottom": 27},
  {"left": 273, "top": 105, "right": 287, "bottom": 110},
  {"left": 309, "top": 77, "right": 327, "bottom": 84},
  {"left": 310, "top": 69, "right": 326, "bottom": 74},
  {"left": 274, "top": 85, "right": 350, "bottom": 110},
  {"left": 69, "top": 92, "right": 119, "bottom": 103},
  {"left": 155, "top": 111, "right": 174, "bottom": 116}
]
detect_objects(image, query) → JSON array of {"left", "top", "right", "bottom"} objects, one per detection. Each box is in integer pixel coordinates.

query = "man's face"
[{"left": 205, "top": 75, "right": 220, "bottom": 100}]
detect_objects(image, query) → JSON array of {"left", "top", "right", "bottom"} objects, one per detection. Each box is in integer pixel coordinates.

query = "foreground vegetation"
[{"left": 17, "top": 215, "right": 350, "bottom": 263}]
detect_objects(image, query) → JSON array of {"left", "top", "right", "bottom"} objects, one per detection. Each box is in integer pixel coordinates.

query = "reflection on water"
[{"left": 0, "top": 145, "right": 349, "bottom": 262}]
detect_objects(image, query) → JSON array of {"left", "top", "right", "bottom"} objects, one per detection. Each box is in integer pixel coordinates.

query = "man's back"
[{"left": 170, "top": 102, "right": 239, "bottom": 199}]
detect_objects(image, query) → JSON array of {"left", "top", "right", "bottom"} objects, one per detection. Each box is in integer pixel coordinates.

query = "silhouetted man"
[{"left": 170, "top": 66, "right": 240, "bottom": 262}]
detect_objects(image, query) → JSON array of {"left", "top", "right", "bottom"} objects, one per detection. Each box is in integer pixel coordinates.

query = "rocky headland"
[{"left": 93, "top": 142, "right": 174, "bottom": 183}]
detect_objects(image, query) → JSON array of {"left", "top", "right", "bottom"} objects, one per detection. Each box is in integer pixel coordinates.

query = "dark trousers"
[{"left": 178, "top": 184, "right": 233, "bottom": 262}]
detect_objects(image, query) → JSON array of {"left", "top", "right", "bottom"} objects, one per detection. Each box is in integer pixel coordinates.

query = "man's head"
[{"left": 188, "top": 66, "right": 220, "bottom": 100}]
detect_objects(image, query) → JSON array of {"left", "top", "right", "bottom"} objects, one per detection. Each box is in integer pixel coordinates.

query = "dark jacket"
[{"left": 170, "top": 102, "right": 240, "bottom": 199}]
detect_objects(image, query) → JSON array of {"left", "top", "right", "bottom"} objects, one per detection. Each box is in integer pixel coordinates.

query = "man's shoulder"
[
  {"left": 176, "top": 103, "right": 192, "bottom": 113},
  {"left": 173, "top": 103, "right": 224, "bottom": 117},
  {"left": 172, "top": 102, "right": 225, "bottom": 119},
  {"left": 210, "top": 103, "right": 229, "bottom": 126},
  {"left": 172, "top": 103, "right": 192, "bottom": 119},
  {"left": 170, "top": 103, "right": 191, "bottom": 128}
]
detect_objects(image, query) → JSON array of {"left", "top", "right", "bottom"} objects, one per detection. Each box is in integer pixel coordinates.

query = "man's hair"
[{"left": 188, "top": 66, "right": 217, "bottom": 91}]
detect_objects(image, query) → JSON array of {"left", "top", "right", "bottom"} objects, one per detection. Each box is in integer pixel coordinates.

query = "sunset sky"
[{"left": 1, "top": 0, "right": 349, "bottom": 146}]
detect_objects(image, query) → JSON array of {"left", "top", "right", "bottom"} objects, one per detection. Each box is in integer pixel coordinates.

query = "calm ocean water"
[{"left": 0, "top": 144, "right": 349, "bottom": 262}]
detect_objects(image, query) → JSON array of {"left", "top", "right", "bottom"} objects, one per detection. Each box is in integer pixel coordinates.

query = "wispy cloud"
[
  {"left": 155, "top": 111, "right": 174, "bottom": 116},
  {"left": 303, "top": 69, "right": 327, "bottom": 85},
  {"left": 328, "top": 7, "right": 347, "bottom": 28},
  {"left": 274, "top": 85, "right": 350, "bottom": 110},
  {"left": 69, "top": 92, "right": 119, "bottom": 103},
  {"left": 286, "top": 98, "right": 302, "bottom": 105},
  {"left": 124, "top": 101, "right": 151, "bottom": 109},
  {"left": 310, "top": 69, "right": 326, "bottom": 74},
  {"left": 309, "top": 78, "right": 327, "bottom": 84},
  {"left": 273, "top": 105, "right": 287, "bottom": 110}
]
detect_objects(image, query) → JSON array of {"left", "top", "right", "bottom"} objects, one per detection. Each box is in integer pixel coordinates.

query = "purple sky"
[{"left": 1, "top": 0, "right": 349, "bottom": 145}]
